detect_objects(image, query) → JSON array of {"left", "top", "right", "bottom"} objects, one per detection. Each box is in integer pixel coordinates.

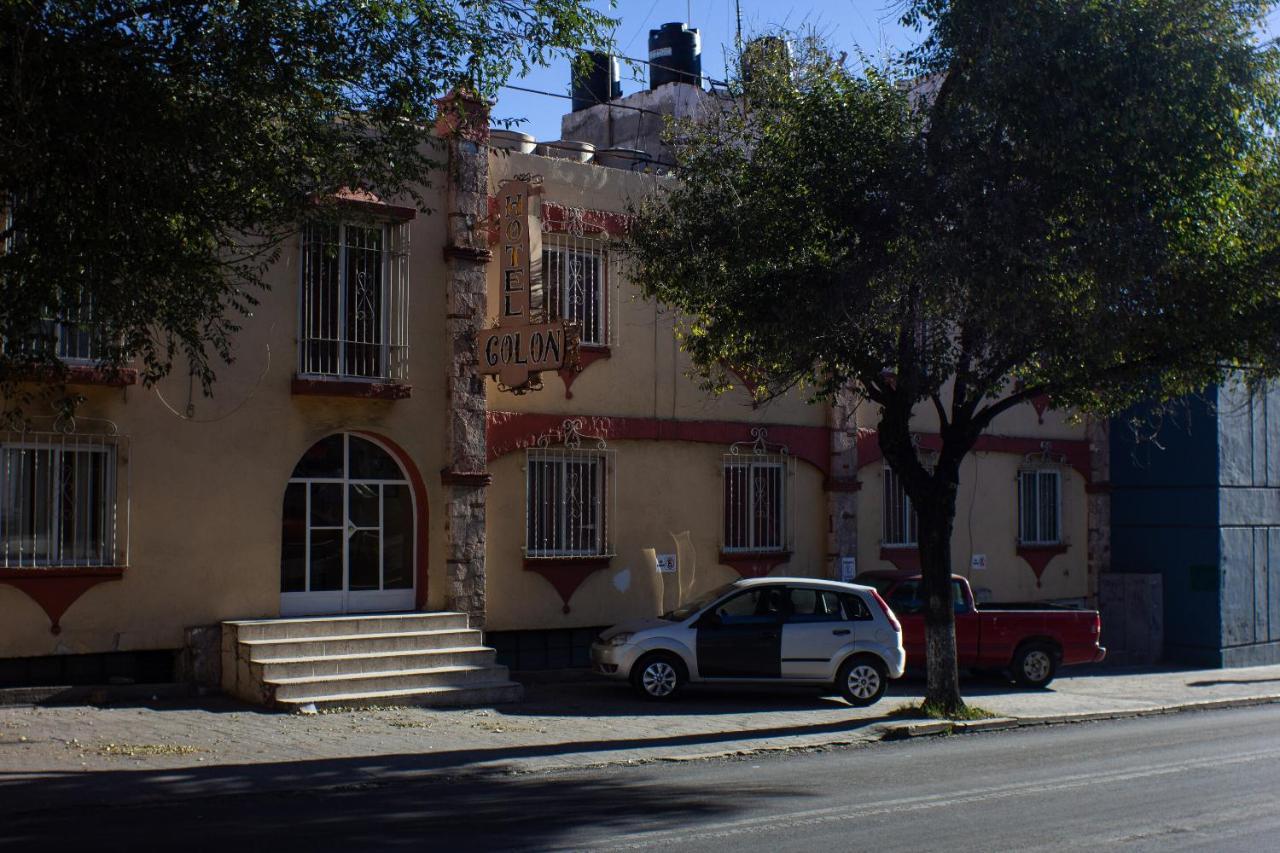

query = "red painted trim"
[
  {"left": 487, "top": 412, "right": 832, "bottom": 477},
  {"left": 0, "top": 567, "right": 124, "bottom": 634},
  {"left": 879, "top": 547, "right": 921, "bottom": 571},
  {"left": 856, "top": 432, "right": 1093, "bottom": 482},
  {"left": 523, "top": 556, "right": 613, "bottom": 613},
  {"left": 1016, "top": 543, "right": 1069, "bottom": 587},
  {"left": 718, "top": 551, "right": 791, "bottom": 579},
  {"left": 558, "top": 346, "right": 611, "bottom": 399},
  {"left": 540, "top": 202, "right": 631, "bottom": 238},
  {"left": 353, "top": 432, "right": 430, "bottom": 610},
  {"left": 292, "top": 377, "right": 411, "bottom": 400},
  {"left": 440, "top": 469, "right": 493, "bottom": 487},
  {"left": 334, "top": 197, "right": 416, "bottom": 222},
  {"left": 65, "top": 366, "right": 138, "bottom": 387}
]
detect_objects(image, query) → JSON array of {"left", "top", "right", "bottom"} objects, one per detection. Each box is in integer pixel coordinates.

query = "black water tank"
[
  {"left": 571, "top": 51, "right": 622, "bottom": 112},
  {"left": 648, "top": 23, "right": 701, "bottom": 90}
]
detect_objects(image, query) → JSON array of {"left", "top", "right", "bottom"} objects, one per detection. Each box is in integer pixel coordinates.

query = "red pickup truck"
[{"left": 855, "top": 570, "right": 1106, "bottom": 688}]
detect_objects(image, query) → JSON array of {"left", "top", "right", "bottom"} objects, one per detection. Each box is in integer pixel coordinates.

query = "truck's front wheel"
[{"left": 1012, "top": 642, "right": 1058, "bottom": 688}]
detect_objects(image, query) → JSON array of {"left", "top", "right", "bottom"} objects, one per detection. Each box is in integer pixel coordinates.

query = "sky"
[{"left": 493, "top": 0, "right": 1280, "bottom": 145}]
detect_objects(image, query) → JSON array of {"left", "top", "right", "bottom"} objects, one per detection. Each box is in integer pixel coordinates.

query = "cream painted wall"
[
  {"left": 857, "top": 454, "right": 1090, "bottom": 603},
  {"left": 1, "top": 174, "right": 454, "bottom": 658},
  {"left": 484, "top": 439, "right": 829, "bottom": 631}
]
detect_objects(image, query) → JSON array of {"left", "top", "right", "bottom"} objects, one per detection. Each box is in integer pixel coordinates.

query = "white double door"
[{"left": 280, "top": 434, "right": 415, "bottom": 616}]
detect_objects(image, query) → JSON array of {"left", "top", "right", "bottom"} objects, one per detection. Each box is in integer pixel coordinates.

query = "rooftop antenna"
[{"left": 734, "top": 0, "right": 743, "bottom": 58}]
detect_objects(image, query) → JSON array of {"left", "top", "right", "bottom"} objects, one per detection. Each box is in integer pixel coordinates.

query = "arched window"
[{"left": 280, "top": 433, "right": 414, "bottom": 615}]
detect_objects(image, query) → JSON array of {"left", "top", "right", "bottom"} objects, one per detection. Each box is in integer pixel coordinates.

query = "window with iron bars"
[
  {"left": 299, "top": 220, "right": 409, "bottom": 381},
  {"left": 1018, "top": 468, "right": 1062, "bottom": 545},
  {"left": 882, "top": 466, "right": 919, "bottom": 547},
  {"left": 1, "top": 428, "right": 127, "bottom": 568},
  {"left": 542, "top": 234, "right": 610, "bottom": 347},
  {"left": 525, "top": 421, "right": 616, "bottom": 558},
  {"left": 722, "top": 431, "right": 794, "bottom": 553},
  {"left": 722, "top": 459, "right": 790, "bottom": 552}
]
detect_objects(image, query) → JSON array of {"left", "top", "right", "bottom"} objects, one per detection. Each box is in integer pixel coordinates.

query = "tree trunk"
[{"left": 917, "top": 493, "right": 963, "bottom": 714}]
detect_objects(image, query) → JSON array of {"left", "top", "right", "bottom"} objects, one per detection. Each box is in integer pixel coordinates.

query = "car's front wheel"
[
  {"left": 836, "top": 655, "right": 888, "bottom": 707},
  {"left": 630, "top": 652, "right": 687, "bottom": 701}
]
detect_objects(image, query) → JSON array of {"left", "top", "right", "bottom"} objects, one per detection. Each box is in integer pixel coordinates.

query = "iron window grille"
[
  {"left": 525, "top": 419, "right": 616, "bottom": 558},
  {"left": 541, "top": 213, "right": 615, "bottom": 347},
  {"left": 882, "top": 465, "right": 919, "bottom": 547},
  {"left": 1018, "top": 468, "right": 1062, "bottom": 545},
  {"left": 298, "top": 220, "right": 410, "bottom": 382},
  {"left": 722, "top": 428, "right": 794, "bottom": 553},
  {"left": 0, "top": 416, "right": 128, "bottom": 568}
]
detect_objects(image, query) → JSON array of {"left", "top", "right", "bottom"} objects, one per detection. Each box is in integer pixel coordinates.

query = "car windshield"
[{"left": 660, "top": 582, "right": 738, "bottom": 621}]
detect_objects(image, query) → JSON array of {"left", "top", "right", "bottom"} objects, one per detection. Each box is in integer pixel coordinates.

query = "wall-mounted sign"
[
  {"left": 840, "top": 556, "right": 856, "bottom": 582},
  {"left": 656, "top": 554, "right": 677, "bottom": 574},
  {"left": 477, "top": 176, "right": 576, "bottom": 393},
  {"left": 970, "top": 553, "right": 987, "bottom": 571}
]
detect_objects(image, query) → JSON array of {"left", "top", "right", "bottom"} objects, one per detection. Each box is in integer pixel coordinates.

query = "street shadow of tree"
[{"left": 1, "top": 754, "right": 803, "bottom": 852}]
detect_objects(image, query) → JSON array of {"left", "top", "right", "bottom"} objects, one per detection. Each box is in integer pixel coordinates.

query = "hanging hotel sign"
[{"left": 477, "top": 176, "right": 577, "bottom": 393}]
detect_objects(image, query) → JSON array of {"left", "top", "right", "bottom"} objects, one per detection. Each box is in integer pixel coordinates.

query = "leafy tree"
[
  {"left": 0, "top": 0, "right": 613, "bottom": 406},
  {"left": 626, "top": 1, "right": 1280, "bottom": 712}
]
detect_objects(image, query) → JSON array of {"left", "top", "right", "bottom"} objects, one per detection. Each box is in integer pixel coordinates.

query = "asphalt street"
[{"left": 9, "top": 705, "right": 1280, "bottom": 852}]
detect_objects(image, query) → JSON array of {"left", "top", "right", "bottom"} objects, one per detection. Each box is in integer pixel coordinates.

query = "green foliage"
[
  {"left": 629, "top": 1, "right": 1280, "bottom": 423},
  {"left": 627, "top": 1, "right": 1280, "bottom": 707},
  {"left": 0, "top": 0, "right": 613, "bottom": 398}
]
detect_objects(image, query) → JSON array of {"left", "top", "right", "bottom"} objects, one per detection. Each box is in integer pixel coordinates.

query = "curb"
[{"left": 878, "top": 693, "right": 1280, "bottom": 741}]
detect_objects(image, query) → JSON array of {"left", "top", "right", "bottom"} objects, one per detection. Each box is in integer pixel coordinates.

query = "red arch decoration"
[{"left": 353, "top": 431, "right": 431, "bottom": 609}]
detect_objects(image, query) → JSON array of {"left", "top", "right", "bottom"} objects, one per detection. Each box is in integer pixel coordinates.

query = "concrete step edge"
[
  {"left": 225, "top": 612, "right": 468, "bottom": 627},
  {"left": 253, "top": 646, "right": 495, "bottom": 666},
  {"left": 265, "top": 665, "right": 508, "bottom": 686},
  {"left": 239, "top": 628, "right": 482, "bottom": 646},
  {"left": 275, "top": 680, "right": 524, "bottom": 707}
]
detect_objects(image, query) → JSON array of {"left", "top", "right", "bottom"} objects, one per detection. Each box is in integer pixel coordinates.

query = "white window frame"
[
  {"left": 882, "top": 465, "right": 919, "bottom": 548},
  {"left": 0, "top": 422, "right": 127, "bottom": 569},
  {"left": 722, "top": 428, "right": 794, "bottom": 554},
  {"left": 1018, "top": 468, "right": 1062, "bottom": 546},
  {"left": 298, "top": 219, "right": 409, "bottom": 382},
  {"left": 524, "top": 419, "right": 616, "bottom": 558},
  {"left": 541, "top": 232, "right": 612, "bottom": 347}
]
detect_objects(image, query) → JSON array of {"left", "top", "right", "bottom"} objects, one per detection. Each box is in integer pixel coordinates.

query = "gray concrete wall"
[{"left": 1217, "top": 381, "right": 1280, "bottom": 665}]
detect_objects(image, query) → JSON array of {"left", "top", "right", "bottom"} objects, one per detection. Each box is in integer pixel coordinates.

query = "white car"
[{"left": 590, "top": 577, "right": 906, "bottom": 705}]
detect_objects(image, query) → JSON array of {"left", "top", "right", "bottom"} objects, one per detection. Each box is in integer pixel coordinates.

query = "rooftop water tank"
[
  {"left": 571, "top": 51, "right": 622, "bottom": 112},
  {"left": 648, "top": 23, "right": 701, "bottom": 90},
  {"left": 741, "top": 35, "right": 792, "bottom": 84}
]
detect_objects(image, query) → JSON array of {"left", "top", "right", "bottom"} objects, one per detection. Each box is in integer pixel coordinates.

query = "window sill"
[
  {"left": 523, "top": 555, "right": 613, "bottom": 613},
  {"left": 13, "top": 365, "right": 138, "bottom": 388},
  {"left": 718, "top": 550, "right": 792, "bottom": 579},
  {"left": 292, "top": 376, "right": 411, "bottom": 400},
  {"left": 0, "top": 566, "right": 125, "bottom": 579}
]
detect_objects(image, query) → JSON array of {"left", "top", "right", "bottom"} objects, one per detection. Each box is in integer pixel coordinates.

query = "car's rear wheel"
[
  {"left": 836, "top": 655, "right": 888, "bottom": 707},
  {"left": 1012, "top": 642, "right": 1058, "bottom": 688},
  {"left": 630, "top": 652, "right": 687, "bottom": 700}
]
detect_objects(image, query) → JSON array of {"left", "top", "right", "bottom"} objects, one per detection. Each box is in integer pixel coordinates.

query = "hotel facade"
[{"left": 0, "top": 97, "right": 1106, "bottom": 699}]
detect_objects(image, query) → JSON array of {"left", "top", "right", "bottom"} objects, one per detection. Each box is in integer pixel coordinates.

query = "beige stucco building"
[{"left": 0, "top": 99, "right": 1105, "bottom": 686}]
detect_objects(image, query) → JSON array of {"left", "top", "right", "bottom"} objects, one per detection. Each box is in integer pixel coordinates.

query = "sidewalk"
[{"left": 3, "top": 663, "right": 1280, "bottom": 814}]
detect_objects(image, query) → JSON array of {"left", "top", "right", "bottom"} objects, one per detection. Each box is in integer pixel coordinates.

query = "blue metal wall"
[{"left": 1111, "top": 392, "right": 1222, "bottom": 666}]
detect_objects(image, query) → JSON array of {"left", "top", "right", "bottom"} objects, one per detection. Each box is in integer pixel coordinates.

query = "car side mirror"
[{"left": 696, "top": 612, "right": 722, "bottom": 629}]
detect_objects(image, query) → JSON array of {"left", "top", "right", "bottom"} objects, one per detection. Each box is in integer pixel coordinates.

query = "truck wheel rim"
[
  {"left": 643, "top": 662, "right": 677, "bottom": 696},
  {"left": 847, "top": 664, "right": 881, "bottom": 699},
  {"left": 1024, "top": 651, "right": 1051, "bottom": 683}
]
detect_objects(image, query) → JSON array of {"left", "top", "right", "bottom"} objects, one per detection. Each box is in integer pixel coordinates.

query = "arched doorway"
[{"left": 280, "top": 433, "right": 415, "bottom": 616}]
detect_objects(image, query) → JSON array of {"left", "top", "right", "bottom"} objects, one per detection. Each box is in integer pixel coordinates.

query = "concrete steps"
[{"left": 222, "top": 612, "right": 522, "bottom": 710}]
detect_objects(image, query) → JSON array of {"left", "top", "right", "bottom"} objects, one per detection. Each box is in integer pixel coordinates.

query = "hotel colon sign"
[{"left": 0, "top": 100, "right": 1106, "bottom": 697}]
